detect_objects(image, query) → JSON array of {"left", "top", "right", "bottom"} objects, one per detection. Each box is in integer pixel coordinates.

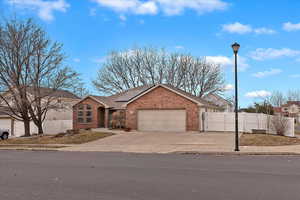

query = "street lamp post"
[{"left": 232, "top": 42, "right": 240, "bottom": 152}]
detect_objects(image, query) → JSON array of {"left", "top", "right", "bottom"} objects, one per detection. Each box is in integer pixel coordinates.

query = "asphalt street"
[{"left": 1, "top": 151, "right": 300, "bottom": 200}]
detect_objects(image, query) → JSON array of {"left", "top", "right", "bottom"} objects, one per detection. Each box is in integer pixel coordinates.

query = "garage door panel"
[
  {"left": 0, "top": 119, "right": 11, "bottom": 129},
  {"left": 138, "top": 110, "right": 186, "bottom": 132}
]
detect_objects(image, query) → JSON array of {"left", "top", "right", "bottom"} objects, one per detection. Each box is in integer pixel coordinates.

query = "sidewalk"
[
  {"left": 3, "top": 130, "right": 300, "bottom": 155},
  {"left": 61, "top": 131, "right": 300, "bottom": 155}
]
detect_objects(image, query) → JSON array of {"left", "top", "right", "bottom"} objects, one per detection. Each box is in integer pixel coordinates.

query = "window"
[
  {"left": 86, "top": 104, "right": 92, "bottom": 110},
  {"left": 77, "top": 104, "right": 93, "bottom": 123},
  {"left": 78, "top": 117, "right": 84, "bottom": 123},
  {"left": 86, "top": 111, "right": 92, "bottom": 117},
  {"left": 78, "top": 104, "right": 84, "bottom": 110},
  {"left": 78, "top": 111, "right": 84, "bottom": 117}
]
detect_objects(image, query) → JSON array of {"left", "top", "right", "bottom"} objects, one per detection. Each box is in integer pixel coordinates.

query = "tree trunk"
[
  {"left": 37, "top": 123, "right": 44, "bottom": 135},
  {"left": 23, "top": 120, "right": 31, "bottom": 137}
]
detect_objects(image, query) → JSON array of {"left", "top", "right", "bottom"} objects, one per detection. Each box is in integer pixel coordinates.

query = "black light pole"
[{"left": 232, "top": 42, "right": 240, "bottom": 152}]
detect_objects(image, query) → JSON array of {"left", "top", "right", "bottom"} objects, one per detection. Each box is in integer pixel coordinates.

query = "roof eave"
[{"left": 73, "top": 96, "right": 110, "bottom": 108}]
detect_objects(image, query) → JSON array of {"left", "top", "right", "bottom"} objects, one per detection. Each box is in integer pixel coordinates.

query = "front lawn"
[
  {"left": 240, "top": 133, "right": 300, "bottom": 146},
  {"left": 0, "top": 131, "right": 113, "bottom": 145}
]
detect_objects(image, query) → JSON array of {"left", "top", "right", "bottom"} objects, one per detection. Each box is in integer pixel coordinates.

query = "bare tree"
[
  {"left": 93, "top": 47, "right": 225, "bottom": 97},
  {"left": 0, "top": 18, "right": 38, "bottom": 136},
  {"left": 28, "top": 68, "right": 81, "bottom": 135},
  {"left": 287, "top": 90, "right": 300, "bottom": 101},
  {"left": 268, "top": 91, "right": 286, "bottom": 107},
  {"left": 266, "top": 90, "right": 300, "bottom": 108},
  {"left": 271, "top": 115, "right": 289, "bottom": 136},
  {"left": 0, "top": 18, "right": 85, "bottom": 136}
]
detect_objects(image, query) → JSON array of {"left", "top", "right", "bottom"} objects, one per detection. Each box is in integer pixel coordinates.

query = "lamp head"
[{"left": 231, "top": 42, "right": 240, "bottom": 54}]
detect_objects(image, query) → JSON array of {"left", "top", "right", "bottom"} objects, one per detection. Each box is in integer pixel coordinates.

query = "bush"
[
  {"left": 271, "top": 116, "right": 289, "bottom": 136},
  {"left": 54, "top": 132, "right": 67, "bottom": 138},
  {"left": 111, "top": 110, "right": 126, "bottom": 129},
  {"left": 124, "top": 127, "right": 131, "bottom": 132},
  {"left": 66, "top": 129, "right": 80, "bottom": 135}
]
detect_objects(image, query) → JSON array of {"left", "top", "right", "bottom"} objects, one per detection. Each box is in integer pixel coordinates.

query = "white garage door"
[
  {"left": 138, "top": 110, "right": 186, "bottom": 132},
  {"left": 0, "top": 119, "right": 11, "bottom": 134}
]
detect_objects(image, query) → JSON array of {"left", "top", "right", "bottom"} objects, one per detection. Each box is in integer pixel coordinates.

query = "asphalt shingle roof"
[
  {"left": 88, "top": 84, "right": 220, "bottom": 109},
  {"left": 26, "top": 87, "right": 80, "bottom": 99}
]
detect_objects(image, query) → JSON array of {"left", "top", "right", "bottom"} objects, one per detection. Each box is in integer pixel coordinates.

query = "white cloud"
[
  {"left": 206, "top": 56, "right": 231, "bottom": 66},
  {"left": 245, "top": 90, "right": 272, "bottom": 98},
  {"left": 7, "top": 0, "right": 69, "bottom": 21},
  {"left": 222, "top": 22, "right": 252, "bottom": 34},
  {"left": 283, "top": 22, "right": 300, "bottom": 32},
  {"left": 73, "top": 58, "right": 80, "bottom": 63},
  {"left": 222, "top": 22, "right": 275, "bottom": 35},
  {"left": 249, "top": 48, "right": 300, "bottom": 60},
  {"left": 254, "top": 27, "right": 276, "bottom": 35},
  {"left": 92, "top": 0, "right": 228, "bottom": 16},
  {"left": 155, "top": 0, "right": 228, "bottom": 15},
  {"left": 206, "top": 55, "right": 249, "bottom": 71},
  {"left": 92, "top": 0, "right": 158, "bottom": 15},
  {"left": 224, "top": 84, "right": 234, "bottom": 91},
  {"left": 135, "top": 1, "right": 157, "bottom": 14},
  {"left": 252, "top": 68, "right": 282, "bottom": 78}
]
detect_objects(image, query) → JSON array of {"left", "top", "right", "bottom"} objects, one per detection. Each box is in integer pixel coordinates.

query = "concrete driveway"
[{"left": 63, "top": 131, "right": 234, "bottom": 153}]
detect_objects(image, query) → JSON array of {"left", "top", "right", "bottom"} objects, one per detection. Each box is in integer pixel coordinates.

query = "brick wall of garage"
[
  {"left": 126, "top": 86, "right": 199, "bottom": 131},
  {"left": 73, "top": 97, "right": 104, "bottom": 130}
]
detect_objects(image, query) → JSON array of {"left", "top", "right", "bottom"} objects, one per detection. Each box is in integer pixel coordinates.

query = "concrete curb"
[
  {"left": 0, "top": 144, "right": 71, "bottom": 147},
  {"left": 175, "top": 151, "right": 300, "bottom": 156},
  {"left": 2, "top": 147, "right": 300, "bottom": 155},
  {"left": 0, "top": 144, "right": 68, "bottom": 151},
  {"left": 0, "top": 148, "right": 59, "bottom": 151}
]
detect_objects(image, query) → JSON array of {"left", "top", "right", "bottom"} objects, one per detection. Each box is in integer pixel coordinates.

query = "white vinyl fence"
[
  {"left": 202, "top": 112, "right": 294, "bottom": 137},
  {"left": 13, "top": 120, "right": 72, "bottom": 137},
  {"left": 43, "top": 120, "right": 72, "bottom": 135}
]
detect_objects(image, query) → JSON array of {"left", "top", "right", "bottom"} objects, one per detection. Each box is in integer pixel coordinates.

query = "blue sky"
[{"left": 1, "top": 0, "right": 300, "bottom": 107}]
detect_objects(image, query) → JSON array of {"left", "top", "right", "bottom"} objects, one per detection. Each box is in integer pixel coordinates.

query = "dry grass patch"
[
  {"left": 295, "top": 130, "right": 300, "bottom": 136},
  {"left": 0, "top": 131, "right": 113, "bottom": 145},
  {"left": 240, "top": 134, "right": 300, "bottom": 146}
]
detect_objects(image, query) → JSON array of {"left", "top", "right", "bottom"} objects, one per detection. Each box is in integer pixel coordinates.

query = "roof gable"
[
  {"left": 114, "top": 85, "right": 153, "bottom": 102},
  {"left": 73, "top": 96, "right": 110, "bottom": 108},
  {"left": 124, "top": 84, "right": 204, "bottom": 107}
]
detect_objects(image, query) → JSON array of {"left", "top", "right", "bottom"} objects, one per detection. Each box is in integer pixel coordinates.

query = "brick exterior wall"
[
  {"left": 126, "top": 86, "right": 199, "bottom": 131},
  {"left": 73, "top": 97, "right": 104, "bottom": 130}
]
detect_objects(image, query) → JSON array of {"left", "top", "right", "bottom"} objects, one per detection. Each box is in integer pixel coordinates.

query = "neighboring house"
[
  {"left": 0, "top": 87, "right": 80, "bottom": 136},
  {"left": 203, "top": 93, "right": 234, "bottom": 112},
  {"left": 73, "top": 84, "right": 221, "bottom": 132},
  {"left": 274, "top": 101, "right": 300, "bottom": 124}
]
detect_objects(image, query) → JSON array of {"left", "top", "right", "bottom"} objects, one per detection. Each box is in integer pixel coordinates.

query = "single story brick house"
[{"left": 73, "top": 84, "right": 221, "bottom": 132}]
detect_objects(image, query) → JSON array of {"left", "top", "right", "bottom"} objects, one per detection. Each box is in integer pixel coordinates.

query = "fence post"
[
  {"left": 243, "top": 112, "right": 245, "bottom": 133},
  {"left": 224, "top": 113, "right": 226, "bottom": 133}
]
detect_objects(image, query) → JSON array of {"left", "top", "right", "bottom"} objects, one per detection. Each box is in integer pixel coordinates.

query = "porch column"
[{"left": 104, "top": 108, "right": 109, "bottom": 128}]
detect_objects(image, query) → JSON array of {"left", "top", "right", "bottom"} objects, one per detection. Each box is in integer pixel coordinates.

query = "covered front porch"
[{"left": 97, "top": 107, "right": 111, "bottom": 129}]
